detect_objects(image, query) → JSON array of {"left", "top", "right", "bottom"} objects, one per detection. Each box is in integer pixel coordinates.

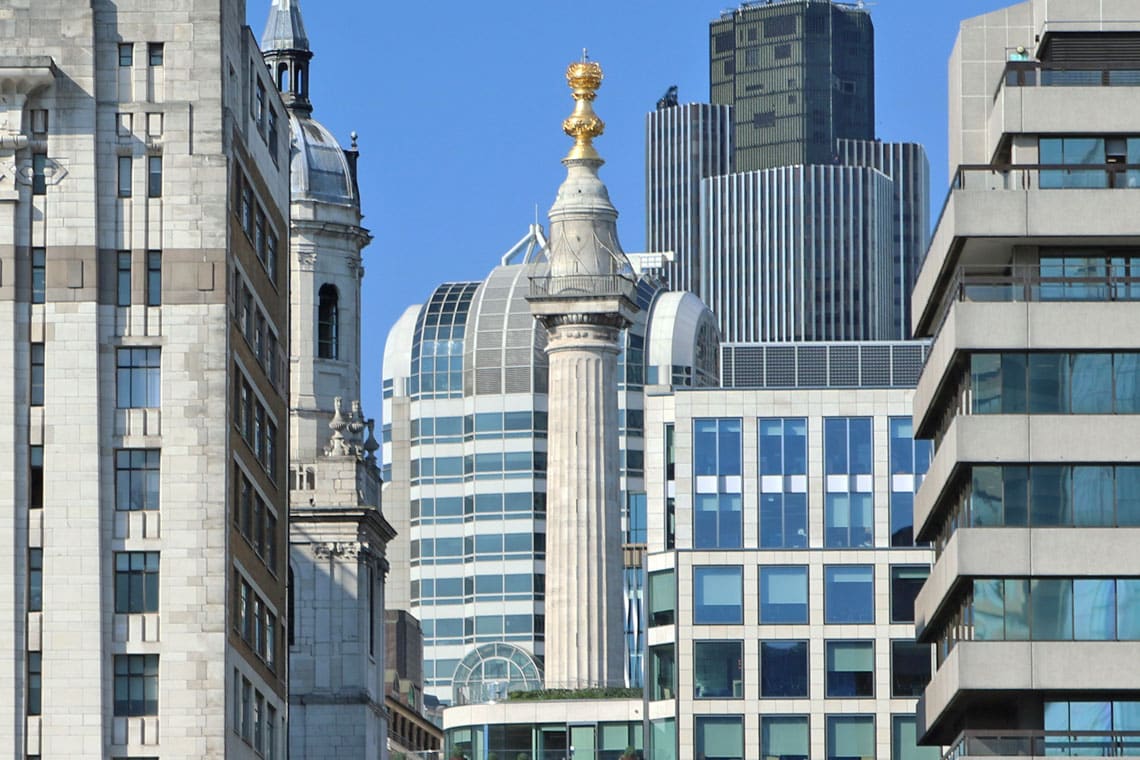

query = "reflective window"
[
  {"left": 892, "top": 715, "right": 939, "bottom": 760},
  {"left": 891, "top": 566, "right": 929, "bottom": 623},
  {"left": 649, "top": 644, "right": 674, "bottom": 701},
  {"left": 759, "top": 418, "right": 808, "bottom": 548},
  {"left": 648, "top": 569, "right": 675, "bottom": 627},
  {"left": 113, "top": 654, "right": 158, "bottom": 716},
  {"left": 889, "top": 417, "right": 932, "bottom": 547},
  {"left": 694, "top": 565, "right": 743, "bottom": 624},
  {"left": 891, "top": 640, "right": 931, "bottom": 697},
  {"left": 970, "top": 352, "right": 1140, "bottom": 415},
  {"left": 762, "top": 716, "right": 809, "bottom": 760},
  {"left": 760, "top": 565, "right": 808, "bottom": 624},
  {"left": 825, "top": 418, "right": 873, "bottom": 547},
  {"left": 116, "top": 348, "right": 160, "bottom": 408},
  {"left": 826, "top": 640, "right": 874, "bottom": 697},
  {"left": 693, "top": 640, "right": 743, "bottom": 699},
  {"left": 825, "top": 565, "right": 874, "bottom": 624},
  {"left": 693, "top": 419, "right": 743, "bottom": 548},
  {"left": 760, "top": 640, "right": 808, "bottom": 697},
  {"left": 827, "top": 715, "right": 875, "bottom": 760},
  {"left": 695, "top": 715, "right": 743, "bottom": 760}
]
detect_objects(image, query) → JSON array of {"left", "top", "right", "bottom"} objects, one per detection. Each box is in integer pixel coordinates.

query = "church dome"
[{"left": 288, "top": 112, "right": 357, "bottom": 206}]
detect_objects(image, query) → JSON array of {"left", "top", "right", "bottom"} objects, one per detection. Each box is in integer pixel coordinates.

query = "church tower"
[
  {"left": 261, "top": 1, "right": 394, "bottom": 757},
  {"left": 527, "top": 59, "right": 638, "bottom": 688}
]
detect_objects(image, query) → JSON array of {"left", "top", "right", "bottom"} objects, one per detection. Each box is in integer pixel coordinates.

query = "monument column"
[{"left": 528, "top": 58, "right": 637, "bottom": 689}]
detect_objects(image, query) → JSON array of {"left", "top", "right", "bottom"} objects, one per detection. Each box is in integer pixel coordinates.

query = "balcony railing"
[
  {"left": 945, "top": 729, "right": 1140, "bottom": 759},
  {"left": 995, "top": 60, "right": 1140, "bottom": 101},
  {"left": 930, "top": 263, "right": 1140, "bottom": 338},
  {"left": 529, "top": 274, "right": 636, "bottom": 300}
]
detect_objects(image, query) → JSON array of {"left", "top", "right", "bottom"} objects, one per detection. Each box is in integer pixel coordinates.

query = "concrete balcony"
[
  {"left": 943, "top": 729, "right": 1140, "bottom": 759},
  {"left": 990, "top": 73, "right": 1140, "bottom": 152},
  {"left": 915, "top": 528, "right": 1140, "bottom": 640},
  {"left": 912, "top": 179, "right": 1140, "bottom": 338},
  {"left": 921, "top": 641, "right": 1140, "bottom": 744},
  {"left": 914, "top": 415, "right": 1140, "bottom": 542},
  {"left": 914, "top": 296, "right": 1140, "bottom": 437}
]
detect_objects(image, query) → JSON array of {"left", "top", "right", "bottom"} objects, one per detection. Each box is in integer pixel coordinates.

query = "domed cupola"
[
  {"left": 288, "top": 116, "right": 359, "bottom": 207},
  {"left": 261, "top": 0, "right": 313, "bottom": 115}
]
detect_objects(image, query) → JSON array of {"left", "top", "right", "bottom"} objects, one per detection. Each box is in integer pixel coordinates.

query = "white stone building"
[
  {"left": 0, "top": 0, "right": 289, "bottom": 757},
  {"left": 258, "top": 1, "right": 396, "bottom": 758}
]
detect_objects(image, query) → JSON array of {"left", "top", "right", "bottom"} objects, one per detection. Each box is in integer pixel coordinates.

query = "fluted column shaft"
[{"left": 542, "top": 319, "right": 625, "bottom": 688}]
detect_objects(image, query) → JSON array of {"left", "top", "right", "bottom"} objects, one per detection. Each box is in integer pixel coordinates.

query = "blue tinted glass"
[
  {"left": 1002, "top": 354, "right": 1029, "bottom": 413},
  {"left": 694, "top": 419, "right": 718, "bottom": 475},
  {"left": 1031, "top": 466, "right": 1071, "bottom": 526},
  {"left": 759, "top": 419, "right": 783, "bottom": 475},
  {"left": 694, "top": 642, "right": 743, "bottom": 700},
  {"left": 1118, "top": 467, "right": 1140, "bottom": 526},
  {"left": 848, "top": 418, "right": 872, "bottom": 474},
  {"left": 1071, "top": 354, "right": 1113, "bottom": 413},
  {"left": 760, "top": 640, "right": 808, "bottom": 697},
  {"left": 972, "top": 354, "right": 1002, "bottom": 413},
  {"left": 973, "top": 579, "right": 1004, "bottom": 640},
  {"left": 785, "top": 418, "right": 807, "bottom": 475},
  {"left": 1072, "top": 466, "right": 1114, "bottom": 526},
  {"left": 718, "top": 494, "right": 743, "bottom": 548},
  {"left": 890, "top": 491, "right": 915, "bottom": 547},
  {"left": 1005, "top": 579, "right": 1031, "bottom": 640},
  {"left": 1116, "top": 354, "right": 1140, "bottom": 412},
  {"left": 694, "top": 566, "right": 743, "bottom": 624},
  {"left": 784, "top": 492, "right": 807, "bottom": 548},
  {"left": 1074, "top": 579, "right": 1116, "bottom": 640},
  {"left": 1030, "top": 579, "right": 1073, "bottom": 640},
  {"left": 1117, "top": 580, "right": 1140, "bottom": 639},
  {"left": 760, "top": 566, "right": 808, "bottom": 624},
  {"left": 1029, "top": 353, "right": 1069, "bottom": 413},
  {"left": 718, "top": 419, "right": 742, "bottom": 475},
  {"left": 889, "top": 417, "right": 914, "bottom": 474},
  {"left": 827, "top": 715, "right": 874, "bottom": 760},
  {"left": 824, "top": 418, "right": 847, "bottom": 474},
  {"left": 763, "top": 716, "right": 809, "bottom": 760},
  {"left": 825, "top": 566, "right": 873, "bottom": 624},
  {"left": 694, "top": 494, "right": 719, "bottom": 549}
]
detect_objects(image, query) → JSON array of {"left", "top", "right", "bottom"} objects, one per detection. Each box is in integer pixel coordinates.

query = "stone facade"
[{"left": 0, "top": 0, "right": 290, "bottom": 757}]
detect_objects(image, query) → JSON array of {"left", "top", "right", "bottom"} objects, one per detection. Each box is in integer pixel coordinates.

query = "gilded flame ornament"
[{"left": 562, "top": 55, "right": 605, "bottom": 162}]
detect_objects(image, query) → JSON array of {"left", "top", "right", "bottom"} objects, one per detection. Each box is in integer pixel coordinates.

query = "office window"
[
  {"left": 828, "top": 716, "right": 875, "bottom": 760},
  {"left": 762, "top": 715, "right": 809, "bottom": 760},
  {"left": 27, "top": 652, "right": 41, "bottom": 716},
  {"left": 891, "top": 641, "right": 931, "bottom": 697},
  {"left": 115, "top": 449, "right": 160, "bottom": 511},
  {"left": 317, "top": 284, "right": 339, "bottom": 359},
  {"left": 265, "top": 230, "right": 278, "bottom": 283},
  {"left": 892, "top": 714, "right": 939, "bottom": 760},
  {"left": 825, "top": 565, "right": 874, "bottom": 624},
  {"left": 114, "top": 552, "right": 159, "bottom": 613},
  {"left": 760, "top": 640, "right": 808, "bottom": 697},
  {"left": 825, "top": 417, "right": 874, "bottom": 547},
  {"left": 826, "top": 641, "right": 874, "bottom": 697},
  {"left": 759, "top": 417, "right": 808, "bottom": 548},
  {"left": 118, "top": 43, "right": 133, "bottom": 67},
  {"left": 694, "top": 640, "right": 743, "bottom": 698},
  {"left": 650, "top": 644, "right": 675, "bottom": 700},
  {"left": 267, "top": 704, "right": 278, "bottom": 760},
  {"left": 116, "top": 251, "right": 132, "bottom": 306},
  {"left": 891, "top": 566, "right": 929, "bottom": 623},
  {"left": 241, "top": 676, "right": 252, "bottom": 739},
  {"left": 760, "top": 565, "right": 808, "bottom": 624},
  {"left": 267, "top": 108, "right": 279, "bottom": 163},
  {"left": 889, "top": 417, "right": 932, "bottom": 546},
  {"left": 648, "top": 569, "right": 675, "bottom": 626},
  {"left": 147, "top": 42, "right": 163, "bottom": 66},
  {"left": 693, "top": 418, "right": 743, "bottom": 549},
  {"left": 30, "top": 343, "right": 44, "bottom": 406},
  {"left": 118, "top": 155, "right": 132, "bottom": 197},
  {"left": 28, "top": 548, "right": 42, "bottom": 612},
  {"left": 32, "top": 152, "right": 47, "bottom": 195},
  {"left": 29, "top": 445, "right": 43, "bottom": 510},
  {"left": 145, "top": 251, "right": 161, "bottom": 306},
  {"left": 695, "top": 716, "right": 743, "bottom": 760},
  {"left": 31, "top": 247, "right": 45, "bottom": 304},
  {"left": 147, "top": 155, "right": 162, "bottom": 198},
  {"left": 694, "top": 565, "right": 743, "bottom": 624},
  {"left": 116, "top": 347, "right": 160, "bottom": 407},
  {"left": 113, "top": 654, "right": 158, "bottom": 716}
]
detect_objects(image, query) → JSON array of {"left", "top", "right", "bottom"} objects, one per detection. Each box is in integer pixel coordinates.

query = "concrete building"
[
  {"left": 709, "top": 0, "right": 874, "bottom": 173},
  {"left": 911, "top": 0, "right": 1140, "bottom": 754},
  {"left": 640, "top": 344, "right": 938, "bottom": 760},
  {"left": 0, "top": 1, "right": 288, "bottom": 757},
  {"left": 262, "top": 0, "right": 397, "bottom": 757}
]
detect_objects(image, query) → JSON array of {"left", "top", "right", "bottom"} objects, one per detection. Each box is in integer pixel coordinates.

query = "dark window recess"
[
  {"left": 745, "top": 83, "right": 764, "bottom": 93},
  {"left": 747, "top": 27, "right": 758, "bottom": 41},
  {"left": 723, "top": 59, "right": 735, "bottom": 76},
  {"left": 775, "top": 43, "right": 792, "bottom": 60},
  {"left": 764, "top": 14, "right": 796, "bottom": 37},
  {"left": 714, "top": 31, "right": 735, "bottom": 53},
  {"left": 753, "top": 111, "right": 777, "bottom": 129}
]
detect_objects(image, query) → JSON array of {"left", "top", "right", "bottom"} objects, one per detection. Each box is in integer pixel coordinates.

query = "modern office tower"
[
  {"left": 641, "top": 356, "right": 937, "bottom": 760},
  {"left": 380, "top": 236, "right": 719, "bottom": 704},
  {"left": 262, "top": 1, "right": 395, "bottom": 757},
  {"left": 0, "top": 1, "right": 288, "bottom": 757},
  {"left": 645, "top": 102, "right": 732, "bottom": 295},
  {"left": 702, "top": 161, "right": 895, "bottom": 343},
  {"left": 912, "top": 1, "right": 1140, "bottom": 754},
  {"left": 710, "top": 0, "right": 874, "bottom": 173}
]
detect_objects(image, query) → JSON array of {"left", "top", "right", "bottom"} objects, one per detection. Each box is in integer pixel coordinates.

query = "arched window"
[
  {"left": 317, "top": 283, "right": 339, "bottom": 359},
  {"left": 277, "top": 62, "right": 289, "bottom": 93}
]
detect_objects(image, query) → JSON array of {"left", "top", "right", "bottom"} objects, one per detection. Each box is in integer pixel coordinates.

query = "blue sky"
[{"left": 247, "top": 0, "right": 1014, "bottom": 418}]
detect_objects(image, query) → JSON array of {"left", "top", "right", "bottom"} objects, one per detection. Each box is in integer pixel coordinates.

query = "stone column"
[{"left": 542, "top": 316, "right": 625, "bottom": 689}]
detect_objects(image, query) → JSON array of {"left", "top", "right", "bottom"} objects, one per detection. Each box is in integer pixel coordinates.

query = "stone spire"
[
  {"left": 261, "top": 0, "right": 313, "bottom": 114},
  {"left": 527, "top": 57, "right": 638, "bottom": 690}
]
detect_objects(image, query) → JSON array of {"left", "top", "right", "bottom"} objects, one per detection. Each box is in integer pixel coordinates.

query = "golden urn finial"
[{"left": 562, "top": 51, "right": 605, "bottom": 162}]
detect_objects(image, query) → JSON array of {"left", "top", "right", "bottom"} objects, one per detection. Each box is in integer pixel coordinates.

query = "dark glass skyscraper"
[{"left": 710, "top": 0, "right": 875, "bottom": 173}]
